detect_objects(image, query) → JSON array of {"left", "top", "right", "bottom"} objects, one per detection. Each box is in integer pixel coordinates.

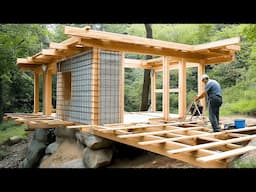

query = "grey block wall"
[
  {"left": 56, "top": 49, "right": 121, "bottom": 125},
  {"left": 99, "top": 51, "right": 121, "bottom": 124}
]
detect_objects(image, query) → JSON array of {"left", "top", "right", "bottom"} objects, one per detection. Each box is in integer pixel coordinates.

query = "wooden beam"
[
  {"left": 226, "top": 45, "right": 240, "bottom": 51},
  {"left": 197, "top": 146, "right": 256, "bottom": 162},
  {"left": 168, "top": 135, "right": 256, "bottom": 154},
  {"left": 163, "top": 56, "right": 169, "bottom": 120},
  {"left": 17, "top": 58, "right": 44, "bottom": 65},
  {"left": 120, "top": 52, "right": 124, "bottom": 123},
  {"left": 151, "top": 69, "right": 156, "bottom": 112},
  {"left": 49, "top": 42, "right": 68, "bottom": 50},
  {"left": 124, "top": 58, "right": 151, "bottom": 69},
  {"left": 91, "top": 48, "right": 99, "bottom": 125},
  {"left": 42, "top": 49, "right": 58, "bottom": 56},
  {"left": 198, "top": 60, "right": 206, "bottom": 113},
  {"left": 78, "top": 38, "right": 205, "bottom": 59},
  {"left": 33, "top": 72, "right": 39, "bottom": 113},
  {"left": 205, "top": 55, "right": 234, "bottom": 64},
  {"left": 65, "top": 26, "right": 194, "bottom": 51},
  {"left": 193, "top": 37, "right": 240, "bottom": 51},
  {"left": 155, "top": 88, "right": 179, "bottom": 93},
  {"left": 178, "top": 58, "right": 186, "bottom": 119},
  {"left": 43, "top": 68, "right": 52, "bottom": 115}
]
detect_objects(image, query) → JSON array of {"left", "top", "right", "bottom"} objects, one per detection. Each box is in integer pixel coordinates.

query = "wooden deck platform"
[{"left": 5, "top": 113, "right": 256, "bottom": 168}]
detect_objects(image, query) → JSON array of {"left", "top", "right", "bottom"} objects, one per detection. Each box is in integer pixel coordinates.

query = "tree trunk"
[
  {"left": 140, "top": 24, "right": 153, "bottom": 111},
  {"left": 0, "top": 76, "right": 3, "bottom": 123}
]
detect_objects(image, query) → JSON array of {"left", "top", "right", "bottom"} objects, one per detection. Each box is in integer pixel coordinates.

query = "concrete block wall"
[{"left": 56, "top": 49, "right": 121, "bottom": 125}]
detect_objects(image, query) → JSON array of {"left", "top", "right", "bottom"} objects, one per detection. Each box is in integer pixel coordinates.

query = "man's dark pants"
[{"left": 208, "top": 95, "right": 222, "bottom": 132}]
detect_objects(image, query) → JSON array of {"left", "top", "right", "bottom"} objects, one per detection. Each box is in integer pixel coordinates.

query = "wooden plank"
[
  {"left": 193, "top": 37, "right": 240, "bottom": 51},
  {"left": 197, "top": 146, "right": 256, "bottom": 162},
  {"left": 178, "top": 58, "right": 186, "bottom": 119},
  {"left": 198, "top": 60, "right": 206, "bottom": 112},
  {"left": 151, "top": 69, "right": 156, "bottom": 112},
  {"left": 138, "top": 131, "right": 228, "bottom": 145},
  {"left": 162, "top": 56, "right": 169, "bottom": 120},
  {"left": 66, "top": 125, "right": 92, "bottom": 129},
  {"left": 120, "top": 52, "right": 124, "bottom": 123},
  {"left": 33, "top": 72, "right": 39, "bottom": 113},
  {"left": 43, "top": 69, "right": 52, "bottom": 115},
  {"left": 168, "top": 135, "right": 256, "bottom": 154},
  {"left": 118, "top": 127, "right": 205, "bottom": 138},
  {"left": 96, "top": 123, "right": 177, "bottom": 131}
]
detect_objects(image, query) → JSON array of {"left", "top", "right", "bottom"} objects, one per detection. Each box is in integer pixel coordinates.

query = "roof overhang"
[{"left": 17, "top": 26, "right": 240, "bottom": 72}]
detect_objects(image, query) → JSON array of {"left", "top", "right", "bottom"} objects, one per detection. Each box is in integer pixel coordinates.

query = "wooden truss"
[{"left": 6, "top": 113, "right": 256, "bottom": 168}]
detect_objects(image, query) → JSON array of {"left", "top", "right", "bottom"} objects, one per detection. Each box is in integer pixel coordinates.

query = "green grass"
[
  {"left": 233, "top": 158, "right": 256, "bottom": 168},
  {"left": 0, "top": 120, "right": 27, "bottom": 145}
]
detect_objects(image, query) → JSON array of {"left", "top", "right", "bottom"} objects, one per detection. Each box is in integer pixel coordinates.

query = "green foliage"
[
  {"left": 232, "top": 158, "right": 256, "bottom": 168},
  {"left": 0, "top": 24, "right": 50, "bottom": 119},
  {"left": 0, "top": 120, "right": 26, "bottom": 144}
]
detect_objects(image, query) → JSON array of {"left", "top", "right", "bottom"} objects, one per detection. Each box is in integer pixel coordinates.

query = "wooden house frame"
[{"left": 10, "top": 26, "right": 256, "bottom": 168}]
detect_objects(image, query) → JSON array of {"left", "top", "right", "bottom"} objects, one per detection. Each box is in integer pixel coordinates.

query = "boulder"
[
  {"left": 45, "top": 142, "right": 59, "bottom": 154},
  {"left": 60, "top": 159, "right": 86, "bottom": 168},
  {"left": 21, "top": 140, "right": 46, "bottom": 168},
  {"left": 8, "top": 136, "right": 22, "bottom": 145},
  {"left": 83, "top": 147, "right": 113, "bottom": 168},
  {"left": 33, "top": 128, "right": 49, "bottom": 144},
  {"left": 77, "top": 132, "right": 112, "bottom": 150}
]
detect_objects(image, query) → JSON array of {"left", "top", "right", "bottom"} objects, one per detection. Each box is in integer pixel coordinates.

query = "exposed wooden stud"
[
  {"left": 91, "top": 48, "right": 99, "bottom": 125},
  {"left": 178, "top": 58, "right": 186, "bottom": 119},
  {"left": 198, "top": 60, "right": 206, "bottom": 112},
  {"left": 120, "top": 52, "right": 125, "bottom": 123},
  {"left": 43, "top": 68, "right": 52, "bottom": 115},
  {"left": 151, "top": 69, "right": 156, "bottom": 112},
  {"left": 33, "top": 72, "right": 39, "bottom": 113},
  {"left": 162, "top": 56, "right": 169, "bottom": 120}
]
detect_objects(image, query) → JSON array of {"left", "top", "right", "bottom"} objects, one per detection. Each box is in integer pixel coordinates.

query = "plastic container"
[{"left": 234, "top": 119, "right": 245, "bottom": 128}]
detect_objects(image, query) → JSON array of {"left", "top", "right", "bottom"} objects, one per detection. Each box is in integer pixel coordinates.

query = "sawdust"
[{"left": 39, "top": 141, "right": 83, "bottom": 168}]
